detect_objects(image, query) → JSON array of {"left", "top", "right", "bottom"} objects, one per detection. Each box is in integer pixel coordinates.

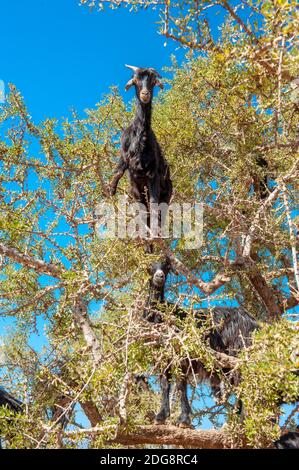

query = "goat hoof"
[
  {"left": 177, "top": 417, "right": 193, "bottom": 429},
  {"left": 154, "top": 419, "right": 167, "bottom": 426},
  {"left": 154, "top": 413, "right": 168, "bottom": 425},
  {"left": 177, "top": 422, "right": 193, "bottom": 429}
]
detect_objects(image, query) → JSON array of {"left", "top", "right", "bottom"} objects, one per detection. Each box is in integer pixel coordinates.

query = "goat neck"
[
  {"left": 134, "top": 98, "right": 152, "bottom": 132},
  {"left": 144, "top": 280, "right": 164, "bottom": 323},
  {"left": 148, "top": 278, "right": 165, "bottom": 304}
]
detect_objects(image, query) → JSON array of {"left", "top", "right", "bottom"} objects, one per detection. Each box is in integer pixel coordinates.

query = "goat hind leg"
[
  {"left": 177, "top": 377, "right": 192, "bottom": 428},
  {"left": 155, "top": 369, "right": 171, "bottom": 425}
]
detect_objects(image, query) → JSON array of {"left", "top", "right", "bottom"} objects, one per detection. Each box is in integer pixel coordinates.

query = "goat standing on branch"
[
  {"left": 109, "top": 65, "right": 173, "bottom": 240},
  {"left": 145, "top": 259, "right": 259, "bottom": 428}
]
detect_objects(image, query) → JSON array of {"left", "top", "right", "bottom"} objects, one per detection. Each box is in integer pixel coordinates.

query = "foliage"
[{"left": 228, "top": 320, "right": 299, "bottom": 448}]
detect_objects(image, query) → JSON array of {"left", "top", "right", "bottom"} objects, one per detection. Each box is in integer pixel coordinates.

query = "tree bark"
[
  {"left": 111, "top": 424, "right": 231, "bottom": 448},
  {"left": 0, "top": 242, "right": 62, "bottom": 278},
  {"left": 246, "top": 253, "right": 282, "bottom": 319},
  {"left": 66, "top": 424, "right": 235, "bottom": 448},
  {"left": 80, "top": 401, "right": 103, "bottom": 427}
]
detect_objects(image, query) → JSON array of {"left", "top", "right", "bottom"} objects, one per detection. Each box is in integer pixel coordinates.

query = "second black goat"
[{"left": 144, "top": 259, "right": 259, "bottom": 427}]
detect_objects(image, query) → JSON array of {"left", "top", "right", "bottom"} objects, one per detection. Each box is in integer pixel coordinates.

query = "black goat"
[
  {"left": 274, "top": 430, "right": 299, "bottom": 449},
  {"left": 144, "top": 260, "right": 259, "bottom": 427},
  {"left": 0, "top": 387, "right": 23, "bottom": 448},
  {"left": 110, "top": 65, "right": 172, "bottom": 238}
]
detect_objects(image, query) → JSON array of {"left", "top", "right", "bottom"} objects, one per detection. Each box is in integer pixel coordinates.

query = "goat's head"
[
  {"left": 149, "top": 257, "right": 171, "bottom": 290},
  {"left": 144, "top": 257, "right": 171, "bottom": 323},
  {"left": 125, "top": 65, "right": 164, "bottom": 104}
]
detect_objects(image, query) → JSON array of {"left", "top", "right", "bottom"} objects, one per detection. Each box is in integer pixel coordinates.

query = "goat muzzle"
[
  {"left": 140, "top": 91, "right": 151, "bottom": 103},
  {"left": 153, "top": 270, "right": 165, "bottom": 287}
]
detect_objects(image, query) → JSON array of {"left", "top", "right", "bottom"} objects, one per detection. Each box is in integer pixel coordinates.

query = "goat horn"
[
  {"left": 125, "top": 64, "right": 140, "bottom": 74},
  {"left": 149, "top": 68, "right": 162, "bottom": 78}
]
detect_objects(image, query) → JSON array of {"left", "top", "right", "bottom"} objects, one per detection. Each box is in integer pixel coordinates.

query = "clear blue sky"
[{"left": 0, "top": 0, "right": 186, "bottom": 121}]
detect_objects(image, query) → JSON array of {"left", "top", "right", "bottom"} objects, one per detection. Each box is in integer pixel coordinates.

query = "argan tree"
[{"left": 0, "top": 0, "right": 298, "bottom": 448}]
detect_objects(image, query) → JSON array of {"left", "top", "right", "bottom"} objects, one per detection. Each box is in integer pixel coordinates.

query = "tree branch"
[
  {"left": 111, "top": 424, "right": 231, "bottom": 448},
  {"left": 80, "top": 401, "right": 103, "bottom": 427},
  {"left": 221, "top": 1, "right": 257, "bottom": 41},
  {"left": 285, "top": 293, "right": 299, "bottom": 311},
  {"left": 246, "top": 263, "right": 282, "bottom": 319},
  {"left": 281, "top": 182, "right": 299, "bottom": 292},
  {"left": 154, "top": 239, "right": 231, "bottom": 295},
  {"left": 0, "top": 242, "right": 62, "bottom": 278},
  {"left": 214, "top": 351, "right": 239, "bottom": 369},
  {"left": 73, "top": 298, "right": 102, "bottom": 367},
  {"left": 67, "top": 424, "right": 233, "bottom": 449}
]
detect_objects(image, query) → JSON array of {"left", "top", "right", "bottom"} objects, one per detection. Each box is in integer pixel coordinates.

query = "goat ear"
[
  {"left": 155, "top": 79, "right": 164, "bottom": 90},
  {"left": 125, "top": 78, "right": 135, "bottom": 91},
  {"left": 165, "top": 255, "right": 173, "bottom": 271}
]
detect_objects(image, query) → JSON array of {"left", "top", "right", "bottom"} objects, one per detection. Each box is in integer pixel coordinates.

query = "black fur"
[{"left": 0, "top": 387, "right": 23, "bottom": 414}]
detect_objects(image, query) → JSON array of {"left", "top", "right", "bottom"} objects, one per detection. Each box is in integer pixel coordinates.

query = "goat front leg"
[
  {"left": 109, "top": 156, "right": 128, "bottom": 196},
  {"left": 155, "top": 368, "right": 171, "bottom": 425},
  {"left": 176, "top": 376, "right": 192, "bottom": 428}
]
